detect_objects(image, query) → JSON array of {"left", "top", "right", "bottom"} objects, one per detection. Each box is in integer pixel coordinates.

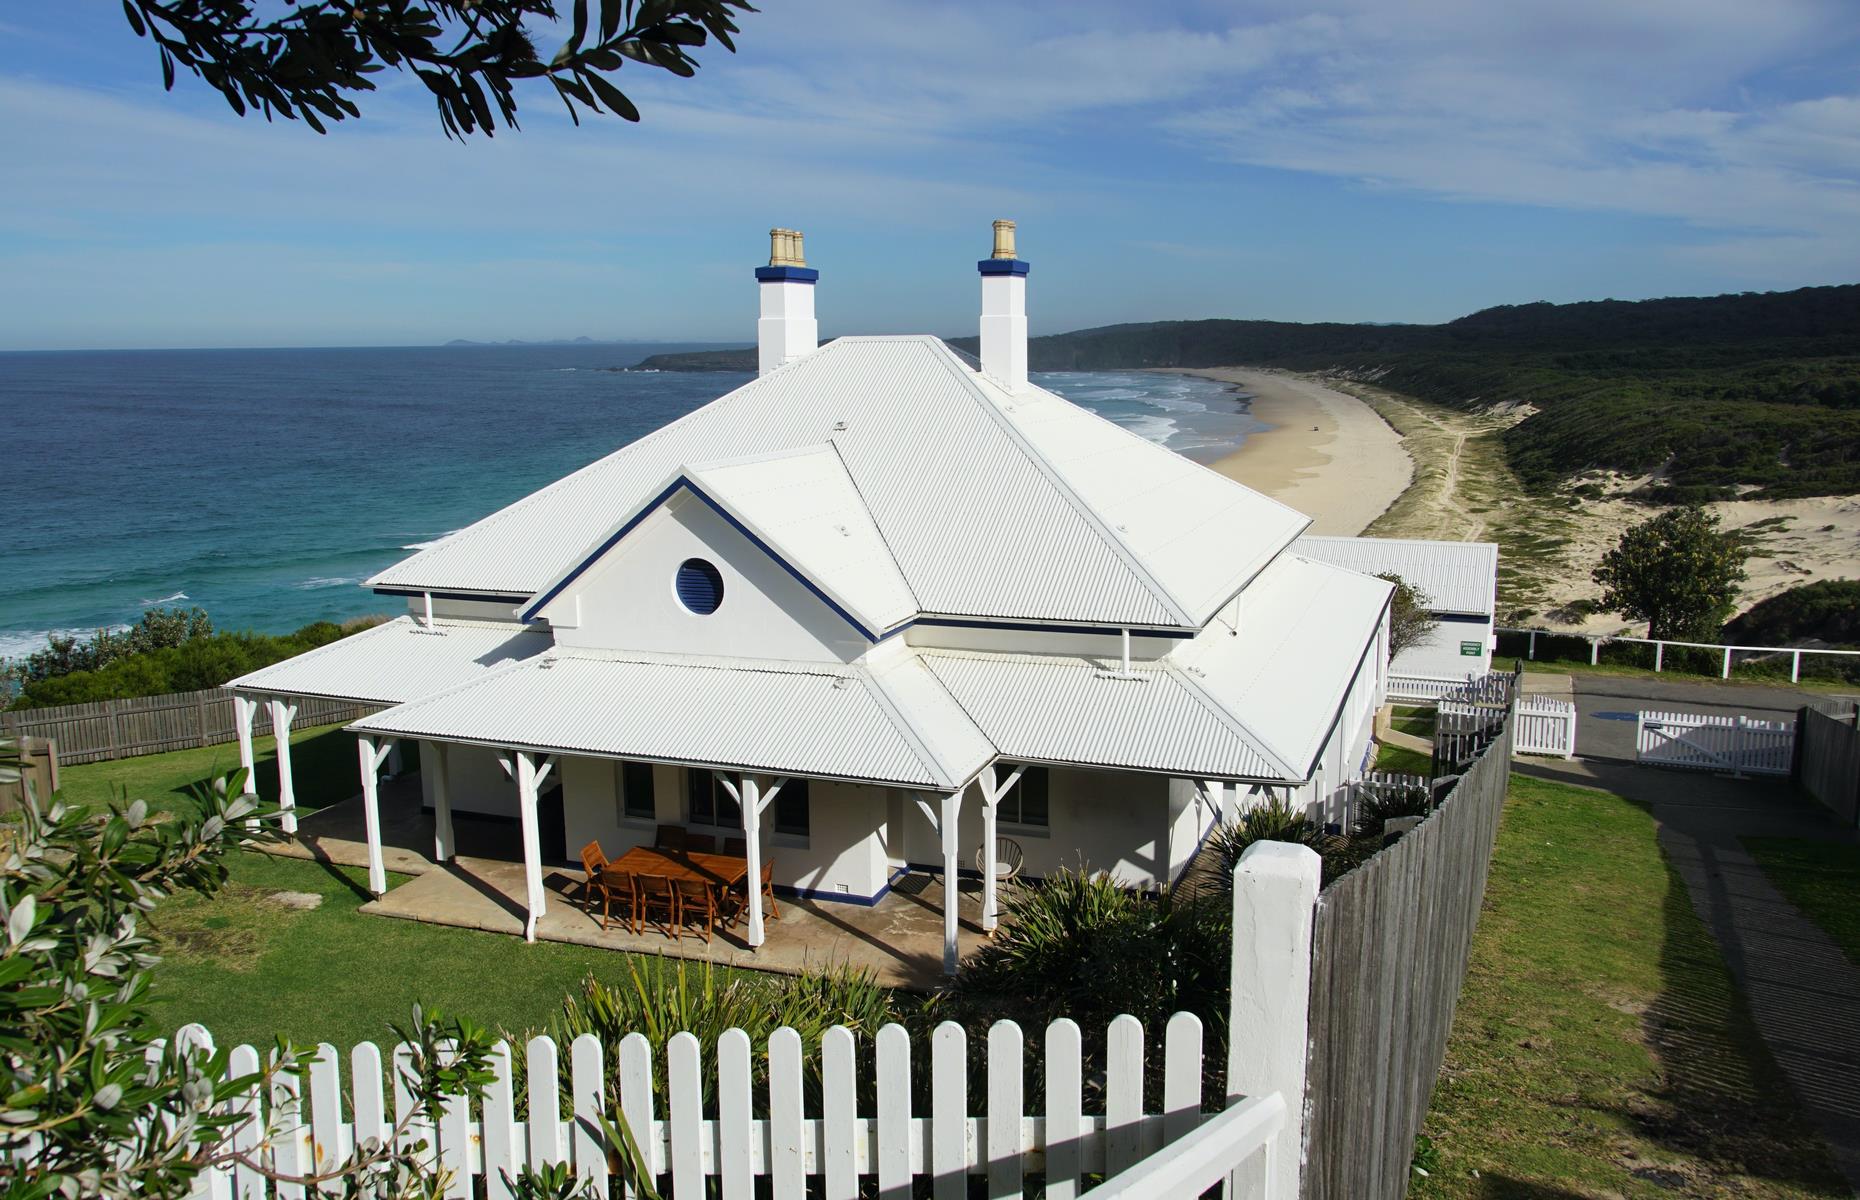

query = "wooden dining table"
[{"left": 607, "top": 845, "right": 750, "bottom": 889}]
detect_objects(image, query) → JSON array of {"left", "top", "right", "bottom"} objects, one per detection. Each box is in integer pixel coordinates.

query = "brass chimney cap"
[
  {"left": 990, "top": 219, "right": 1018, "bottom": 260},
  {"left": 768, "top": 228, "right": 807, "bottom": 268}
]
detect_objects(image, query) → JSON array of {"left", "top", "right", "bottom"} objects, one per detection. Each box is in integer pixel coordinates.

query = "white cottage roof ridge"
[
  {"left": 913, "top": 343, "right": 1200, "bottom": 627},
  {"left": 367, "top": 335, "right": 1305, "bottom": 628}
]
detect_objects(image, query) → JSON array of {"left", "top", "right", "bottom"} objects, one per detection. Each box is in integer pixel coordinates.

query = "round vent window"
[{"left": 675, "top": 558, "right": 724, "bottom": 615}]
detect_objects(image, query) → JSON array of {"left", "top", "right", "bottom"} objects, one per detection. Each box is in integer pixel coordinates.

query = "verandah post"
[
  {"left": 428, "top": 741, "right": 455, "bottom": 863},
  {"left": 231, "top": 694, "right": 258, "bottom": 797},
  {"left": 1225, "top": 840, "right": 1321, "bottom": 1200},
  {"left": 941, "top": 787, "right": 964, "bottom": 975},
  {"left": 267, "top": 696, "right": 299, "bottom": 834}
]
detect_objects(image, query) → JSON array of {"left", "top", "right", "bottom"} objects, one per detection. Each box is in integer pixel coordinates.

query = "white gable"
[
  {"left": 687, "top": 445, "right": 918, "bottom": 635},
  {"left": 536, "top": 488, "right": 872, "bottom": 664}
]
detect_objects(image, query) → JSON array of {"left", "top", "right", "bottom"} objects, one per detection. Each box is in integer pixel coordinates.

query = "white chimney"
[
  {"left": 978, "top": 218, "right": 1028, "bottom": 392},
  {"left": 756, "top": 227, "right": 818, "bottom": 376}
]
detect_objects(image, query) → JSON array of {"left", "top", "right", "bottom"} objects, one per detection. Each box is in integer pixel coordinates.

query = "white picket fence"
[
  {"left": 1636, "top": 710, "right": 1794, "bottom": 777},
  {"left": 1386, "top": 674, "right": 1473, "bottom": 703},
  {"left": 170, "top": 1014, "right": 1280, "bottom": 1200},
  {"left": 1513, "top": 695, "right": 1576, "bottom": 759}
]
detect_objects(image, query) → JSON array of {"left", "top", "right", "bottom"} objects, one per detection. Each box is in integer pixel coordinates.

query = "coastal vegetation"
[
  {"left": 641, "top": 283, "right": 1860, "bottom": 500},
  {"left": 1726, "top": 580, "right": 1860, "bottom": 647},
  {"left": 119, "top": 0, "right": 750, "bottom": 139},
  {"left": 1380, "top": 573, "right": 1439, "bottom": 658},
  {"left": 1592, "top": 507, "right": 1749, "bottom": 641},
  {"left": 2, "top": 607, "right": 383, "bottom": 710}
]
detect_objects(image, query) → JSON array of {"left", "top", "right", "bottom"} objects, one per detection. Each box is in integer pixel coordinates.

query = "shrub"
[
  {"left": 1208, "top": 795, "right": 1339, "bottom": 872},
  {"left": 518, "top": 959, "right": 897, "bottom": 1115},
  {"left": 1351, "top": 782, "right": 1431, "bottom": 841},
  {"left": 944, "top": 870, "right": 1230, "bottom": 1067}
]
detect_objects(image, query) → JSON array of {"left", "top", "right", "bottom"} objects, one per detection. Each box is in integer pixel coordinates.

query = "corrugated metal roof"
[
  {"left": 990, "top": 381, "right": 1310, "bottom": 620},
  {"left": 1292, "top": 535, "right": 1497, "bottom": 616},
  {"left": 688, "top": 445, "right": 919, "bottom": 634},
  {"left": 368, "top": 337, "right": 1304, "bottom": 629},
  {"left": 920, "top": 650, "right": 1291, "bottom": 782},
  {"left": 226, "top": 617, "right": 549, "bottom": 705},
  {"left": 1173, "top": 554, "right": 1394, "bottom": 776},
  {"left": 350, "top": 649, "right": 992, "bottom": 790}
]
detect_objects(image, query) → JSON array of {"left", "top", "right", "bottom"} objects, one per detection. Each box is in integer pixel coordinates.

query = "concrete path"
[{"left": 1517, "top": 755, "right": 1860, "bottom": 1193}]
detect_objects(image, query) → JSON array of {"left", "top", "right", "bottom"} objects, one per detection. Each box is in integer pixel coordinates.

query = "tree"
[
  {"left": 1377, "top": 573, "right": 1439, "bottom": 660},
  {"left": 121, "top": 1, "right": 753, "bottom": 139},
  {"left": 1592, "top": 505, "right": 1749, "bottom": 640}
]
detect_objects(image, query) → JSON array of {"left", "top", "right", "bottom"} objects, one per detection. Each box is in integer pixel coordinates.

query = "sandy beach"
[{"left": 1172, "top": 368, "right": 1413, "bottom": 535}]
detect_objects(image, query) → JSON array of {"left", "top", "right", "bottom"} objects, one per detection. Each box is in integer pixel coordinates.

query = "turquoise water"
[{"left": 0, "top": 347, "right": 1260, "bottom": 658}]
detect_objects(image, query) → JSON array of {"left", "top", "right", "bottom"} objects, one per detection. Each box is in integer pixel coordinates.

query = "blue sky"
[{"left": 2, "top": 1, "right": 1857, "bottom": 349}]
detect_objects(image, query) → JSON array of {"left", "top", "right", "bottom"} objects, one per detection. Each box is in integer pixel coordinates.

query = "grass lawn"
[
  {"left": 56, "top": 723, "right": 371, "bottom": 816},
  {"left": 147, "top": 850, "right": 660, "bottom": 1053},
  {"left": 57, "top": 731, "right": 632, "bottom": 1052},
  {"left": 1391, "top": 704, "right": 1438, "bottom": 738},
  {"left": 1375, "top": 741, "right": 1433, "bottom": 775},
  {"left": 1743, "top": 837, "right": 1860, "bottom": 968},
  {"left": 1414, "top": 774, "right": 1849, "bottom": 1198}
]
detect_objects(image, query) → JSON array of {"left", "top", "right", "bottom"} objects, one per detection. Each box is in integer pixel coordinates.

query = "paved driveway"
[{"left": 1555, "top": 674, "right": 1851, "bottom": 762}]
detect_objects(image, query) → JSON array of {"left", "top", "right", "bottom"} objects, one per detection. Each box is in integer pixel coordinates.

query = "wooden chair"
[
  {"left": 654, "top": 824, "right": 688, "bottom": 851},
  {"left": 634, "top": 873, "right": 680, "bottom": 937},
  {"left": 685, "top": 832, "right": 717, "bottom": 854},
  {"left": 759, "top": 858, "right": 780, "bottom": 922},
  {"left": 722, "top": 837, "right": 747, "bottom": 856},
  {"left": 674, "top": 877, "right": 720, "bottom": 944},
  {"left": 579, "top": 842, "right": 619, "bottom": 931}
]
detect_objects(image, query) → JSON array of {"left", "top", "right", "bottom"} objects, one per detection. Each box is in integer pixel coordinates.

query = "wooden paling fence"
[
  {"left": 1302, "top": 718, "right": 1514, "bottom": 1200},
  {"left": 0, "top": 689, "right": 371, "bottom": 765},
  {"left": 163, "top": 1015, "right": 1286, "bottom": 1200},
  {"left": 1793, "top": 703, "right": 1859, "bottom": 826}
]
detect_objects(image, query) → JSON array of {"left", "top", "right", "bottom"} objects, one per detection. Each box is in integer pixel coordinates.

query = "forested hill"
[{"left": 634, "top": 283, "right": 1860, "bottom": 500}]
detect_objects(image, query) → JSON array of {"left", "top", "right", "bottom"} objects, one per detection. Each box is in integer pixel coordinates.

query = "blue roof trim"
[
  {"left": 911, "top": 616, "right": 1183, "bottom": 638},
  {"left": 754, "top": 266, "right": 820, "bottom": 283},
  {"left": 373, "top": 587, "right": 529, "bottom": 603},
  {"left": 977, "top": 259, "right": 1030, "bottom": 276},
  {"left": 518, "top": 477, "right": 687, "bottom": 622},
  {"left": 517, "top": 475, "right": 896, "bottom": 643}
]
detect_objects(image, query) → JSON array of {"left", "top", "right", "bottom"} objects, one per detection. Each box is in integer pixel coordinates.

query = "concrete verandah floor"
[{"left": 264, "top": 781, "right": 990, "bottom": 990}]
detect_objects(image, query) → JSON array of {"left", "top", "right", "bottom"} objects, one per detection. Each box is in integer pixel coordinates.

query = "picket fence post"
[{"left": 1226, "top": 840, "right": 1321, "bottom": 1200}]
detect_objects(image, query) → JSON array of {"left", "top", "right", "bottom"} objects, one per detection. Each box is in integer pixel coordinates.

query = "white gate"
[
  {"left": 1513, "top": 695, "right": 1576, "bottom": 758},
  {"left": 1636, "top": 710, "right": 1794, "bottom": 777}
]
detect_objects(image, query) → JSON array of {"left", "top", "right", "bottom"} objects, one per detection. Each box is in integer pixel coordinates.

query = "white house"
[
  {"left": 227, "top": 223, "right": 1394, "bottom": 973},
  {"left": 1292, "top": 535, "right": 1498, "bottom": 686}
]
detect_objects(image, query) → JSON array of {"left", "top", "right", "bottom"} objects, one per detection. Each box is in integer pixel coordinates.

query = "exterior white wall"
[
  {"left": 420, "top": 743, "right": 519, "bottom": 818},
  {"left": 896, "top": 767, "right": 1181, "bottom": 890},
  {"left": 903, "top": 623, "right": 1185, "bottom": 660},
  {"left": 407, "top": 596, "right": 525, "bottom": 622},
  {"left": 556, "top": 758, "right": 893, "bottom": 901},
  {"left": 1394, "top": 615, "right": 1495, "bottom": 681},
  {"left": 542, "top": 491, "right": 870, "bottom": 663}
]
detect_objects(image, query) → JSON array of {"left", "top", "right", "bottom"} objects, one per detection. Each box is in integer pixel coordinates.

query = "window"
[
  {"left": 686, "top": 769, "right": 810, "bottom": 839},
  {"left": 997, "top": 766, "right": 1049, "bottom": 829},
  {"left": 675, "top": 558, "right": 724, "bottom": 615},
  {"left": 687, "top": 769, "right": 740, "bottom": 829},
  {"left": 773, "top": 778, "right": 810, "bottom": 837},
  {"left": 619, "top": 761, "right": 654, "bottom": 822}
]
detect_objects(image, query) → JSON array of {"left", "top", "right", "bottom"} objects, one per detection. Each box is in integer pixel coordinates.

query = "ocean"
[{"left": 0, "top": 346, "right": 1260, "bottom": 658}]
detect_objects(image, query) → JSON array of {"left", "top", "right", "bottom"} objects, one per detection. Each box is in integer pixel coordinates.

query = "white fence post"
[{"left": 1226, "top": 841, "right": 1321, "bottom": 1200}]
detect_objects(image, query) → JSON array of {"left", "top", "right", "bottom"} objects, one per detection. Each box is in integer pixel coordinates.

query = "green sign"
[{"left": 1460, "top": 640, "right": 1482, "bottom": 656}]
